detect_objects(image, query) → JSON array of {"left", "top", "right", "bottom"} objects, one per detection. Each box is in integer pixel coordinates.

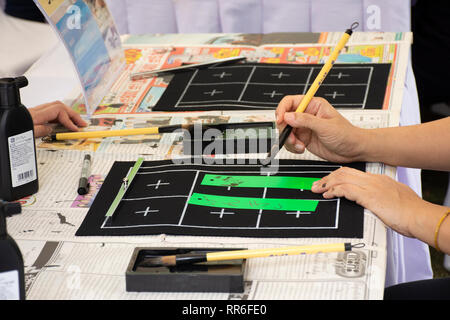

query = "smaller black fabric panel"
[{"left": 152, "top": 63, "right": 391, "bottom": 111}]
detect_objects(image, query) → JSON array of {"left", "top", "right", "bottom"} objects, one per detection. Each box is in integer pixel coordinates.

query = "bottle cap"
[{"left": 0, "top": 76, "right": 28, "bottom": 108}]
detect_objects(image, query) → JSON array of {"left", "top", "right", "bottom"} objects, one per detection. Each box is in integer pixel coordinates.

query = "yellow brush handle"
[
  {"left": 206, "top": 243, "right": 348, "bottom": 261},
  {"left": 296, "top": 32, "right": 351, "bottom": 113},
  {"left": 55, "top": 127, "right": 160, "bottom": 140}
]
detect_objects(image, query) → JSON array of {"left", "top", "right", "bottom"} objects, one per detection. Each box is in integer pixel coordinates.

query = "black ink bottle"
[
  {"left": 0, "top": 200, "right": 25, "bottom": 300},
  {"left": 0, "top": 77, "right": 38, "bottom": 201}
]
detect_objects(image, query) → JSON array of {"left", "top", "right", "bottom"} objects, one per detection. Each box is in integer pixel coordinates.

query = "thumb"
[{"left": 284, "top": 112, "right": 324, "bottom": 132}]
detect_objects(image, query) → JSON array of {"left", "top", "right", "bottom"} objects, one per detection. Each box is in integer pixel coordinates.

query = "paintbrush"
[
  {"left": 42, "top": 121, "right": 273, "bottom": 142},
  {"left": 141, "top": 242, "right": 361, "bottom": 267}
]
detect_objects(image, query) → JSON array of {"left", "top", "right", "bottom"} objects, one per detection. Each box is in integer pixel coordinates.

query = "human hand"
[
  {"left": 275, "top": 95, "right": 366, "bottom": 163},
  {"left": 28, "top": 101, "right": 87, "bottom": 138},
  {"left": 311, "top": 167, "right": 428, "bottom": 238}
]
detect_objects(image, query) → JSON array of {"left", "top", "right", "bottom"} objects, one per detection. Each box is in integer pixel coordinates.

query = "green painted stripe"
[
  {"left": 188, "top": 193, "right": 318, "bottom": 211},
  {"left": 106, "top": 157, "right": 144, "bottom": 217},
  {"left": 201, "top": 174, "right": 320, "bottom": 190}
]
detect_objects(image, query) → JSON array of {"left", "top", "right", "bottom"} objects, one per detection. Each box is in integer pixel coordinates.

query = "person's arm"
[
  {"left": 311, "top": 167, "right": 450, "bottom": 254},
  {"left": 362, "top": 118, "right": 450, "bottom": 171},
  {"left": 28, "top": 101, "right": 87, "bottom": 137},
  {"left": 277, "top": 95, "right": 450, "bottom": 171}
]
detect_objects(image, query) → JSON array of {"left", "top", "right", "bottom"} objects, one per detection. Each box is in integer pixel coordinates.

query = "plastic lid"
[{"left": 0, "top": 76, "right": 28, "bottom": 108}]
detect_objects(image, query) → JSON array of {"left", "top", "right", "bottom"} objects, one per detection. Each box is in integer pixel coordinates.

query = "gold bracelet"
[{"left": 434, "top": 210, "right": 450, "bottom": 252}]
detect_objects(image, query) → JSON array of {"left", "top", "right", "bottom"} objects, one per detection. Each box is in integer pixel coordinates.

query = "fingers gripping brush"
[{"left": 263, "top": 22, "right": 358, "bottom": 165}]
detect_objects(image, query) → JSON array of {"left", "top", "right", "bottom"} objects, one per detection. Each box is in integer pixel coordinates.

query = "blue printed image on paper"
[{"left": 56, "top": 0, "right": 111, "bottom": 99}]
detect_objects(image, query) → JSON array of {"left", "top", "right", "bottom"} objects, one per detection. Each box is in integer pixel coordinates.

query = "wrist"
[
  {"left": 411, "top": 201, "right": 449, "bottom": 247},
  {"left": 351, "top": 127, "right": 376, "bottom": 162},
  {"left": 356, "top": 128, "right": 388, "bottom": 163}
]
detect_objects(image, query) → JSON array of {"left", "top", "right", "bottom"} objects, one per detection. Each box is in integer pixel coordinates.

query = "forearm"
[
  {"left": 411, "top": 202, "right": 450, "bottom": 254},
  {"left": 360, "top": 117, "right": 450, "bottom": 170}
]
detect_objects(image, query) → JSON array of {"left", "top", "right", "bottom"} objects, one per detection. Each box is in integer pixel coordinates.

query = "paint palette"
[{"left": 76, "top": 159, "right": 365, "bottom": 238}]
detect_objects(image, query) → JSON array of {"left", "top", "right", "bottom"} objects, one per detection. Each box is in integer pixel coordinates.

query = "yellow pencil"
[
  {"left": 264, "top": 22, "right": 358, "bottom": 163},
  {"left": 142, "top": 242, "right": 360, "bottom": 267}
]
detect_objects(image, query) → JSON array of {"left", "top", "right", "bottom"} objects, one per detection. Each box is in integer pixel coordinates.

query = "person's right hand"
[{"left": 275, "top": 95, "right": 366, "bottom": 163}]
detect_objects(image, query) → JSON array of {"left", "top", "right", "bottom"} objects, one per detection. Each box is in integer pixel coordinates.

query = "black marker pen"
[{"left": 77, "top": 154, "right": 91, "bottom": 195}]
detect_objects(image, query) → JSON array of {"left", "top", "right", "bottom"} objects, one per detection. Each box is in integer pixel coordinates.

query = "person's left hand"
[
  {"left": 311, "top": 167, "right": 428, "bottom": 238},
  {"left": 28, "top": 101, "right": 87, "bottom": 137}
]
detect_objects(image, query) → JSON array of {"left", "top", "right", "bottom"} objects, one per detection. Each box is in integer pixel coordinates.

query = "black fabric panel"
[{"left": 76, "top": 159, "right": 365, "bottom": 238}]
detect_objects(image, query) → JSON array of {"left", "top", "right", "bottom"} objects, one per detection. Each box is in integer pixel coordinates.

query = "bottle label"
[
  {"left": 8, "top": 130, "right": 37, "bottom": 188},
  {"left": 0, "top": 270, "right": 20, "bottom": 300}
]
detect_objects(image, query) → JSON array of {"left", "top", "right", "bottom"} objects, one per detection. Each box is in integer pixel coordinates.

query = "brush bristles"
[
  {"left": 142, "top": 255, "right": 177, "bottom": 267},
  {"left": 141, "top": 253, "right": 208, "bottom": 267},
  {"left": 261, "top": 144, "right": 279, "bottom": 166}
]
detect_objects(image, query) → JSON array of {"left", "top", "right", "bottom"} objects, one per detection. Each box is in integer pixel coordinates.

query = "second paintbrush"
[
  {"left": 141, "top": 242, "right": 358, "bottom": 267},
  {"left": 42, "top": 122, "right": 273, "bottom": 142}
]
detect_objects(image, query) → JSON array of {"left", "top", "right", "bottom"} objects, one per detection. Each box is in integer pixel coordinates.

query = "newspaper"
[
  {"left": 17, "top": 237, "right": 384, "bottom": 300},
  {"left": 62, "top": 31, "right": 412, "bottom": 119},
  {"left": 121, "top": 31, "right": 410, "bottom": 47}
]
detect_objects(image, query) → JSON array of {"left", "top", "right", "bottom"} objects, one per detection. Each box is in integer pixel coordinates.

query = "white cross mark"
[
  {"left": 330, "top": 72, "right": 350, "bottom": 79},
  {"left": 325, "top": 91, "right": 345, "bottom": 99},
  {"left": 263, "top": 90, "right": 284, "bottom": 99},
  {"left": 210, "top": 208, "right": 235, "bottom": 218},
  {"left": 271, "top": 72, "right": 290, "bottom": 79},
  {"left": 204, "top": 89, "right": 223, "bottom": 96},
  {"left": 213, "top": 72, "right": 232, "bottom": 79},
  {"left": 147, "top": 179, "right": 170, "bottom": 189},
  {"left": 286, "top": 211, "right": 311, "bottom": 218},
  {"left": 135, "top": 206, "right": 159, "bottom": 216}
]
